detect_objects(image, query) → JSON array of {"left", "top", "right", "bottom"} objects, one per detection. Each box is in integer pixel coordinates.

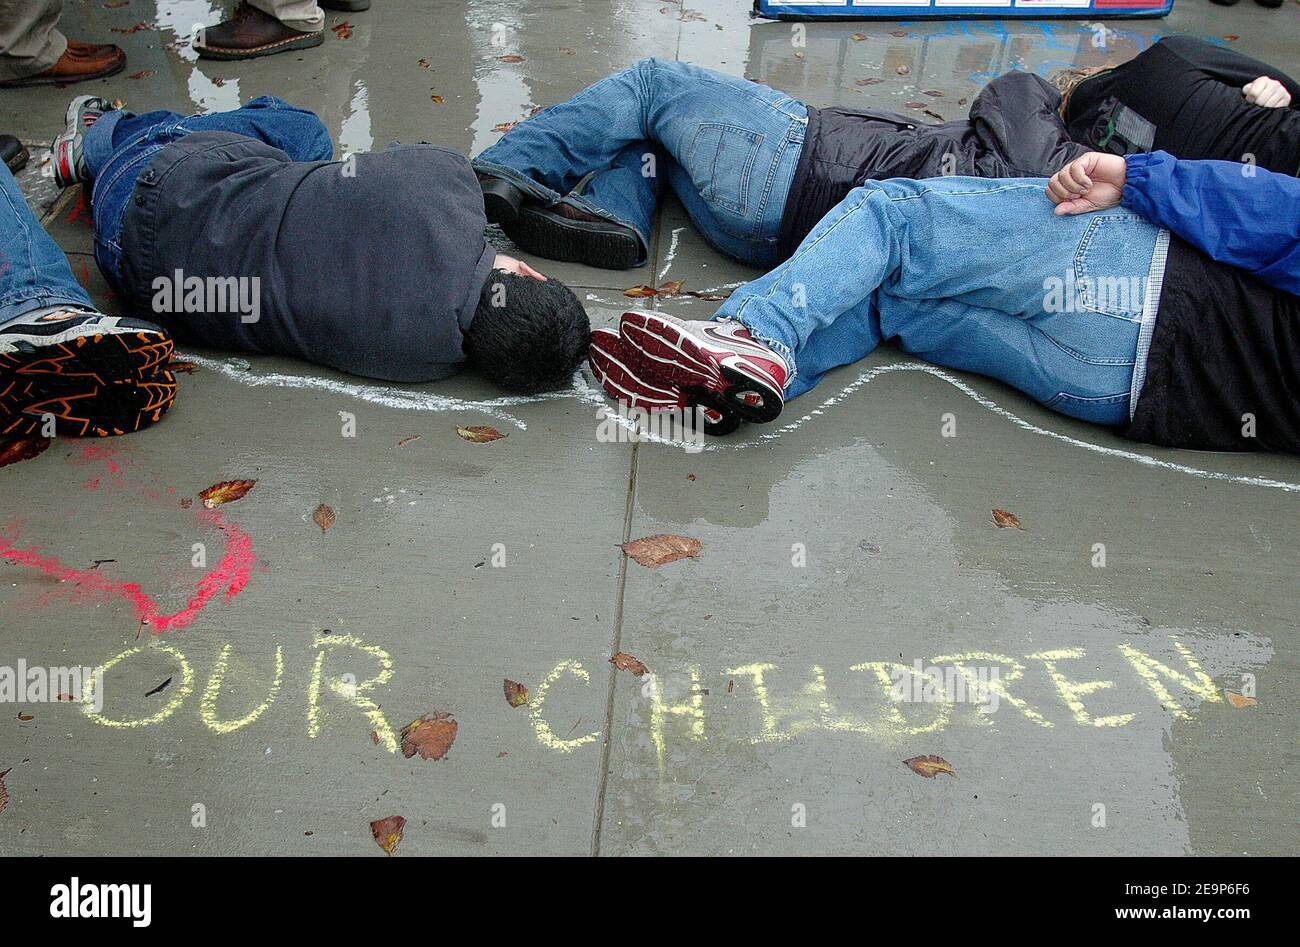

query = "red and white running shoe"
[
  {"left": 618, "top": 311, "right": 789, "bottom": 423},
  {"left": 50, "top": 95, "right": 112, "bottom": 189},
  {"left": 587, "top": 327, "right": 740, "bottom": 436}
]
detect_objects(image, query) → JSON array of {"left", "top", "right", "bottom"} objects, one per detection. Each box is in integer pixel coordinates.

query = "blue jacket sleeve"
[{"left": 1121, "top": 151, "right": 1300, "bottom": 296}]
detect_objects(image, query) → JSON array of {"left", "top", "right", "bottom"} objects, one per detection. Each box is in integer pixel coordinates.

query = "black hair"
[{"left": 465, "top": 270, "right": 590, "bottom": 394}]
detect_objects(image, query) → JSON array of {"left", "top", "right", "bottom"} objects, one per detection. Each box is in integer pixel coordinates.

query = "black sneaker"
[
  {"left": 0, "top": 311, "right": 176, "bottom": 438},
  {"left": 477, "top": 173, "right": 643, "bottom": 269}
]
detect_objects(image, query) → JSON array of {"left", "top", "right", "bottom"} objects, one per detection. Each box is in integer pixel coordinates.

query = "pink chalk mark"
[{"left": 0, "top": 508, "right": 255, "bottom": 633}]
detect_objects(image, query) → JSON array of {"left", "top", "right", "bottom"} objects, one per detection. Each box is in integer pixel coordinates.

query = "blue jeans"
[
  {"left": 83, "top": 95, "right": 333, "bottom": 288},
  {"left": 473, "top": 59, "right": 807, "bottom": 268},
  {"left": 716, "top": 177, "right": 1167, "bottom": 427},
  {"left": 0, "top": 165, "right": 97, "bottom": 326}
]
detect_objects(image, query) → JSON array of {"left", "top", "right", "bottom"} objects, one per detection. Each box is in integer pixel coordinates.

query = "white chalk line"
[{"left": 181, "top": 353, "right": 1300, "bottom": 494}]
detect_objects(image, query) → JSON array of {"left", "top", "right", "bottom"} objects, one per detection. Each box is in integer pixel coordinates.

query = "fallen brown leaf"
[
  {"left": 923, "top": 110, "right": 944, "bottom": 122},
  {"left": 417, "top": 58, "right": 430, "bottom": 68},
  {"left": 17, "top": 713, "right": 32, "bottom": 721},
  {"left": 370, "top": 730, "right": 380, "bottom": 744},
  {"left": 991, "top": 508, "right": 1024, "bottom": 530},
  {"left": 0, "top": 768, "right": 8, "bottom": 813},
  {"left": 397, "top": 434, "right": 422, "bottom": 447},
  {"left": 1223, "top": 35, "right": 1239, "bottom": 42},
  {"left": 104, "top": 0, "right": 129, "bottom": 6},
  {"left": 0, "top": 437, "right": 51, "bottom": 469},
  {"left": 331, "top": 21, "right": 353, "bottom": 39},
  {"left": 312, "top": 503, "right": 335, "bottom": 533},
  {"left": 492, "top": 121, "right": 519, "bottom": 133},
  {"left": 110, "top": 22, "right": 148, "bottom": 34},
  {"left": 430, "top": 94, "right": 445, "bottom": 104},
  {"left": 623, "top": 284, "right": 659, "bottom": 298},
  {"left": 168, "top": 359, "right": 198, "bottom": 374},
  {"left": 497, "top": 54, "right": 525, "bottom": 63},
  {"left": 855, "top": 77, "right": 884, "bottom": 87},
  {"left": 905, "top": 101, "right": 925, "bottom": 109},
  {"left": 559, "top": 47, "right": 576, "bottom": 55},
  {"left": 456, "top": 425, "right": 507, "bottom": 443},
  {"left": 128, "top": 69, "right": 154, "bottom": 79},
  {"left": 923, "top": 89, "right": 945, "bottom": 97},
  {"left": 503, "top": 679, "right": 530, "bottom": 708},
  {"left": 610, "top": 652, "right": 649, "bottom": 676},
  {"left": 850, "top": 32, "right": 866, "bottom": 41},
  {"left": 657, "top": 279, "right": 685, "bottom": 296},
  {"left": 891, "top": 30, "right": 907, "bottom": 37},
  {"left": 686, "top": 291, "right": 727, "bottom": 301},
  {"left": 903, "top": 755, "right": 956, "bottom": 778},
  {"left": 199, "top": 479, "right": 256, "bottom": 509},
  {"left": 370, "top": 815, "right": 405, "bottom": 854},
  {"left": 621, "top": 534, "right": 702, "bottom": 568},
  {"left": 1225, "top": 690, "right": 1257, "bottom": 709},
  {"left": 400, "top": 712, "right": 458, "bottom": 761}
]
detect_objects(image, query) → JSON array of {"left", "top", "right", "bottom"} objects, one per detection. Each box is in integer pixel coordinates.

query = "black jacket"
[
  {"left": 778, "top": 71, "right": 1089, "bottom": 259},
  {"left": 121, "top": 132, "right": 496, "bottom": 383}
]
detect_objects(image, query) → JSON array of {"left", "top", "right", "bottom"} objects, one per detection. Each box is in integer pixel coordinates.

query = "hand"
[
  {"left": 1046, "top": 152, "right": 1127, "bottom": 216},
  {"left": 493, "top": 253, "right": 549, "bottom": 281},
  {"left": 1243, "top": 76, "right": 1291, "bottom": 109}
]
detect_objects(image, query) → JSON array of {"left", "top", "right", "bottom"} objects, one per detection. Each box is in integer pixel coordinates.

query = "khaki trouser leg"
[
  {"left": 0, "top": 0, "right": 67, "bottom": 82},
  {"left": 249, "top": 0, "right": 325, "bottom": 33}
]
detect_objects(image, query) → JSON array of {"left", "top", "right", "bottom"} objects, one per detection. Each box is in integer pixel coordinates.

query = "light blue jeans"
[
  {"left": 474, "top": 58, "right": 807, "bottom": 268},
  {"left": 0, "top": 164, "right": 96, "bottom": 326},
  {"left": 716, "top": 177, "right": 1166, "bottom": 426}
]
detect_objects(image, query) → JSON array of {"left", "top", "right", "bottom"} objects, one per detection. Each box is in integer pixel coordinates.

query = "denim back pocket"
[
  {"left": 686, "top": 123, "right": 762, "bottom": 218},
  {"left": 1071, "top": 214, "right": 1152, "bottom": 322}
]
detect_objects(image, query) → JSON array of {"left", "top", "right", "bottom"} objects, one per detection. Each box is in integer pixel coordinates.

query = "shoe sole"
[
  {"left": 588, "top": 330, "right": 741, "bottom": 437},
  {"left": 480, "top": 176, "right": 524, "bottom": 226},
  {"left": 0, "top": 330, "right": 176, "bottom": 437},
  {"left": 195, "top": 29, "right": 323, "bottom": 61},
  {"left": 619, "top": 311, "right": 784, "bottom": 423},
  {"left": 0, "top": 57, "right": 125, "bottom": 88},
  {"left": 504, "top": 203, "right": 642, "bottom": 270}
]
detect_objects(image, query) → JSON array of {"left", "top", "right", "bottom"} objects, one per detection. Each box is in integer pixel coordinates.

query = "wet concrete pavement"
[{"left": 1, "top": 1, "right": 1297, "bottom": 856}]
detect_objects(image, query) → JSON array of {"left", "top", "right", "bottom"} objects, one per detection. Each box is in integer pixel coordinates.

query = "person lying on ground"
[
  {"left": 471, "top": 38, "right": 1298, "bottom": 275},
  {"left": 588, "top": 150, "right": 1299, "bottom": 453},
  {"left": 472, "top": 58, "right": 1090, "bottom": 272},
  {"left": 1057, "top": 35, "right": 1299, "bottom": 174},
  {"left": 51, "top": 94, "right": 590, "bottom": 394},
  {"left": 0, "top": 162, "right": 175, "bottom": 438}
]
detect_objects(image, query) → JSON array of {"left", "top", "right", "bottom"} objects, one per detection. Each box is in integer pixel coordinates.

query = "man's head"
[{"left": 464, "top": 256, "right": 590, "bottom": 394}]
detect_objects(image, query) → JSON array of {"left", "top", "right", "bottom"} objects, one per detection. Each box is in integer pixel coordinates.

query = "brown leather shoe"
[
  {"left": 0, "top": 40, "right": 126, "bottom": 88},
  {"left": 194, "top": 3, "right": 324, "bottom": 61}
]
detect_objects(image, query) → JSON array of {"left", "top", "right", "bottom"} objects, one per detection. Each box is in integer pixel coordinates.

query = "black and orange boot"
[{"left": 0, "top": 310, "right": 176, "bottom": 438}]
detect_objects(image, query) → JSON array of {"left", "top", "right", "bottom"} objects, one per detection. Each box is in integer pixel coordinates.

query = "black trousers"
[{"left": 1065, "top": 36, "right": 1300, "bottom": 175}]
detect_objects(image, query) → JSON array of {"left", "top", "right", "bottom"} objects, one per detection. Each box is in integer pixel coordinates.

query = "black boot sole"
[
  {"left": 320, "top": 0, "right": 372, "bottom": 10},
  {"left": 480, "top": 176, "right": 524, "bottom": 226},
  {"left": 196, "top": 29, "right": 324, "bottom": 62},
  {"left": 504, "top": 203, "right": 643, "bottom": 270},
  {"left": 0, "top": 328, "right": 176, "bottom": 437}
]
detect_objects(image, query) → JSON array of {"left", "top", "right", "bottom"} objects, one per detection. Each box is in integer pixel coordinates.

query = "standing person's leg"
[
  {"left": 250, "top": 0, "right": 325, "bottom": 32},
  {"left": 0, "top": 0, "right": 126, "bottom": 86},
  {"left": 194, "top": 1, "right": 325, "bottom": 61},
  {"left": 0, "top": 164, "right": 175, "bottom": 437},
  {"left": 0, "top": 0, "right": 65, "bottom": 82},
  {"left": 474, "top": 59, "right": 807, "bottom": 268}
]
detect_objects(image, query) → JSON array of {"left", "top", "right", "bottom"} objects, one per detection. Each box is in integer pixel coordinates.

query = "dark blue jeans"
[
  {"left": 474, "top": 59, "right": 807, "bottom": 268},
  {"left": 0, "top": 165, "right": 96, "bottom": 326},
  {"left": 83, "top": 95, "right": 333, "bottom": 289}
]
